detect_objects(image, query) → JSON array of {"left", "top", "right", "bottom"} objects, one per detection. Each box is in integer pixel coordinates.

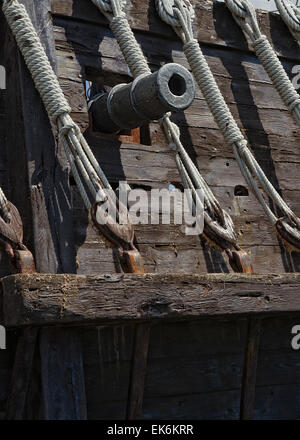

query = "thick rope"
[
  {"left": 0, "top": 188, "right": 11, "bottom": 223},
  {"left": 3, "top": 0, "right": 112, "bottom": 212},
  {"left": 92, "top": 0, "right": 240, "bottom": 249},
  {"left": 110, "top": 17, "right": 150, "bottom": 77},
  {"left": 226, "top": 0, "right": 300, "bottom": 129},
  {"left": 275, "top": 0, "right": 300, "bottom": 41},
  {"left": 156, "top": 0, "right": 300, "bottom": 249}
]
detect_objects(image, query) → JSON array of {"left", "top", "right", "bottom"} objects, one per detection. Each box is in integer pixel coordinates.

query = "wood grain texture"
[
  {"left": 126, "top": 323, "right": 150, "bottom": 420},
  {"left": 2, "top": 0, "right": 86, "bottom": 420},
  {"left": 5, "top": 328, "right": 38, "bottom": 420},
  {"left": 51, "top": 0, "right": 300, "bottom": 62},
  {"left": 1, "top": 273, "right": 300, "bottom": 327},
  {"left": 40, "top": 327, "right": 87, "bottom": 420},
  {"left": 240, "top": 318, "right": 261, "bottom": 420},
  {"left": 253, "top": 315, "right": 300, "bottom": 419},
  {"left": 3, "top": 0, "right": 76, "bottom": 273}
]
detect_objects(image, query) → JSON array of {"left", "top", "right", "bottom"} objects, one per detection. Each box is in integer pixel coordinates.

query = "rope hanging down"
[
  {"left": 156, "top": 0, "right": 300, "bottom": 252},
  {"left": 91, "top": 0, "right": 252, "bottom": 272},
  {"left": 226, "top": 0, "right": 300, "bottom": 126},
  {"left": 3, "top": 0, "right": 145, "bottom": 274},
  {"left": 275, "top": 0, "right": 300, "bottom": 42}
]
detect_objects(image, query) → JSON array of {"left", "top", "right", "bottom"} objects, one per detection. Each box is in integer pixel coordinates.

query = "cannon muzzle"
[{"left": 89, "top": 63, "right": 195, "bottom": 133}]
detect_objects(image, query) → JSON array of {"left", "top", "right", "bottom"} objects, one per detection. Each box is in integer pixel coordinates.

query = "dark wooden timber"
[
  {"left": 4, "top": 0, "right": 76, "bottom": 273},
  {"left": 240, "top": 318, "right": 262, "bottom": 420},
  {"left": 1, "top": 273, "right": 300, "bottom": 328},
  {"left": 40, "top": 327, "right": 87, "bottom": 420},
  {"left": 126, "top": 323, "right": 151, "bottom": 420},
  {"left": 5, "top": 328, "right": 38, "bottom": 420},
  {"left": 51, "top": 0, "right": 300, "bottom": 62},
  {"left": 1, "top": 0, "right": 86, "bottom": 420}
]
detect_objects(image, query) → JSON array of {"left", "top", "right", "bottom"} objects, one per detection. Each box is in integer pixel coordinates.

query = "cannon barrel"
[{"left": 89, "top": 63, "right": 195, "bottom": 133}]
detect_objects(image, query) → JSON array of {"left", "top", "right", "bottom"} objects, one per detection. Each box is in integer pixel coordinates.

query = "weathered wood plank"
[
  {"left": 126, "top": 324, "right": 150, "bottom": 420},
  {"left": 2, "top": 273, "right": 300, "bottom": 327},
  {"left": 142, "top": 389, "right": 242, "bottom": 419},
  {"left": 52, "top": 16, "right": 300, "bottom": 142},
  {"left": 4, "top": 0, "right": 76, "bottom": 273},
  {"left": 3, "top": 0, "right": 87, "bottom": 420},
  {"left": 51, "top": 0, "right": 300, "bottom": 62},
  {"left": 240, "top": 318, "right": 261, "bottom": 420},
  {"left": 40, "top": 327, "right": 87, "bottom": 420},
  {"left": 5, "top": 328, "right": 38, "bottom": 420},
  {"left": 82, "top": 325, "right": 134, "bottom": 419},
  {"left": 80, "top": 319, "right": 246, "bottom": 419}
]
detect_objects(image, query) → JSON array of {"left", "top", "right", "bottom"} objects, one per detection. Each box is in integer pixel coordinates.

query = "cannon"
[{"left": 89, "top": 63, "right": 195, "bottom": 133}]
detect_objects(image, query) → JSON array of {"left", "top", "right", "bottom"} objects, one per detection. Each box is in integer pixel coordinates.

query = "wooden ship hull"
[{"left": 0, "top": 0, "right": 300, "bottom": 420}]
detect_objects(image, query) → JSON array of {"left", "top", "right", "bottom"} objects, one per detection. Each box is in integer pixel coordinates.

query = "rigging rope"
[
  {"left": 91, "top": 0, "right": 244, "bottom": 256},
  {"left": 275, "top": 0, "right": 300, "bottom": 42},
  {"left": 226, "top": 0, "right": 300, "bottom": 126},
  {"left": 3, "top": 0, "right": 147, "bottom": 274},
  {"left": 0, "top": 188, "right": 11, "bottom": 224},
  {"left": 156, "top": 0, "right": 300, "bottom": 251},
  {"left": 3, "top": 0, "right": 112, "bottom": 214}
]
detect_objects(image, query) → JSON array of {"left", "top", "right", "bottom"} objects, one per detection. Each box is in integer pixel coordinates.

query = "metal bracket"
[
  {"left": 118, "top": 248, "right": 146, "bottom": 274},
  {"left": 91, "top": 201, "right": 145, "bottom": 274},
  {"left": 226, "top": 248, "right": 253, "bottom": 274},
  {"left": 0, "top": 199, "right": 36, "bottom": 274},
  {"left": 12, "top": 249, "right": 36, "bottom": 274}
]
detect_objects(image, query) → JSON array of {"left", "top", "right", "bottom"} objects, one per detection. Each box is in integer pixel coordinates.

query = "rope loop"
[
  {"left": 0, "top": 188, "right": 11, "bottom": 224},
  {"left": 58, "top": 120, "right": 81, "bottom": 138},
  {"left": 91, "top": 0, "right": 126, "bottom": 19},
  {"left": 275, "top": 0, "right": 300, "bottom": 34},
  {"left": 225, "top": 0, "right": 261, "bottom": 41},
  {"left": 225, "top": 0, "right": 246, "bottom": 19},
  {"left": 155, "top": 0, "right": 195, "bottom": 29}
]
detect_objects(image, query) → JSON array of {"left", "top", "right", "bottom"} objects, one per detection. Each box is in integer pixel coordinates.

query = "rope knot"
[{"left": 252, "top": 35, "right": 268, "bottom": 48}]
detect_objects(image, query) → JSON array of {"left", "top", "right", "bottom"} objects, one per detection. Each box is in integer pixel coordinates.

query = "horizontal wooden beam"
[
  {"left": 1, "top": 273, "right": 300, "bottom": 328},
  {"left": 51, "top": 0, "right": 300, "bottom": 62}
]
